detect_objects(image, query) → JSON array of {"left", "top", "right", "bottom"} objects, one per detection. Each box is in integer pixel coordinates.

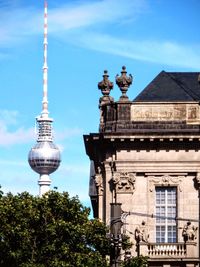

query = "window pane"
[
  {"left": 155, "top": 187, "right": 177, "bottom": 243},
  {"left": 167, "top": 206, "right": 176, "bottom": 223},
  {"left": 168, "top": 226, "right": 176, "bottom": 242},
  {"left": 157, "top": 207, "right": 165, "bottom": 223},
  {"left": 156, "top": 226, "right": 165, "bottom": 243},
  {"left": 167, "top": 188, "right": 176, "bottom": 204},
  {"left": 156, "top": 189, "right": 165, "bottom": 204}
]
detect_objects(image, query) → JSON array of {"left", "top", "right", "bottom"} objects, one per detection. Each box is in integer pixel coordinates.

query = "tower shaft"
[{"left": 42, "top": 0, "right": 48, "bottom": 117}]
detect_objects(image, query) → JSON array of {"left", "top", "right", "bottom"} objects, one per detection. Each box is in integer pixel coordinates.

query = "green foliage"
[
  {"left": 121, "top": 255, "right": 148, "bottom": 267},
  {"left": 0, "top": 190, "right": 109, "bottom": 267},
  {"left": 121, "top": 235, "right": 133, "bottom": 251}
]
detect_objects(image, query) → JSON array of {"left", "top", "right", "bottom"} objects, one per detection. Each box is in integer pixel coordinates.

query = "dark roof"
[{"left": 134, "top": 71, "right": 200, "bottom": 102}]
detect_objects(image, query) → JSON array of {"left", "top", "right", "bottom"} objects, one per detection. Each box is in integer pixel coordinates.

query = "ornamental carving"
[
  {"left": 112, "top": 172, "right": 136, "bottom": 193},
  {"left": 131, "top": 103, "right": 200, "bottom": 123},
  {"left": 94, "top": 167, "right": 104, "bottom": 195},
  {"left": 148, "top": 174, "right": 183, "bottom": 192}
]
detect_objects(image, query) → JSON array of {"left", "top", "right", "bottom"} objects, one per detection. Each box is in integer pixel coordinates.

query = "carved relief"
[
  {"left": 94, "top": 167, "right": 104, "bottom": 195},
  {"left": 131, "top": 103, "right": 200, "bottom": 123},
  {"left": 187, "top": 106, "right": 197, "bottom": 120},
  {"left": 148, "top": 174, "right": 183, "bottom": 192},
  {"left": 112, "top": 172, "right": 136, "bottom": 193},
  {"left": 131, "top": 104, "right": 186, "bottom": 121},
  {"left": 186, "top": 104, "right": 200, "bottom": 123}
]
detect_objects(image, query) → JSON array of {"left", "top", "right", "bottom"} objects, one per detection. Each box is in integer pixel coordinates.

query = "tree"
[
  {"left": 121, "top": 255, "right": 148, "bottom": 267},
  {"left": 0, "top": 189, "right": 110, "bottom": 267}
]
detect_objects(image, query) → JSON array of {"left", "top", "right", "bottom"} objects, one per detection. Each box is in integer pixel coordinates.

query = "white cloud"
[
  {"left": 48, "top": 0, "right": 147, "bottom": 32},
  {"left": 0, "top": 0, "right": 199, "bottom": 70},
  {"left": 0, "top": 109, "right": 19, "bottom": 125},
  {"left": 0, "top": 7, "right": 41, "bottom": 46},
  {"left": 0, "top": 110, "right": 84, "bottom": 147},
  {"left": 0, "top": 0, "right": 146, "bottom": 47},
  {"left": 0, "top": 127, "right": 34, "bottom": 146},
  {"left": 64, "top": 32, "right": 200, "bottom": 69},
  {"left": 0, "top": 109, "right": 34, "bottom": 147}
]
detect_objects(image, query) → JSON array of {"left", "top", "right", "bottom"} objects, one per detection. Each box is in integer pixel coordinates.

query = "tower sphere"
[{"left": 28, "top": 141, "right": 61, "bottom": 175}]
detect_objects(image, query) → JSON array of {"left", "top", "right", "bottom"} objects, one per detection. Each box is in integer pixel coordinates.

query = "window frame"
[{"left": 155, "top": 186, "right": 177, "bottom": 243}]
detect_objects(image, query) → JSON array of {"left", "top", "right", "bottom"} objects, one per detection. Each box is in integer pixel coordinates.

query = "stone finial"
[
  {"left": 116, "top": 66, "right": 133, "bottom": 100},
  {"left": 98, "top": 70, "right": 113, "bottom": 97}
]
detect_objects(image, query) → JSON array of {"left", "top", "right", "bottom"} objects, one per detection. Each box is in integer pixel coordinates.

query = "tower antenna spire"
[
  {"left": 42, "top": 0, "right": 48, "bottom": 117},
  {"left": 28, "top": 0, "right": 61, "bottom": 197}
]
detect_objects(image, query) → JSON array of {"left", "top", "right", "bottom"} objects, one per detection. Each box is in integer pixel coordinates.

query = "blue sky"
[{"left": 0, "top": 0, "right": 200, "bottom": 210}]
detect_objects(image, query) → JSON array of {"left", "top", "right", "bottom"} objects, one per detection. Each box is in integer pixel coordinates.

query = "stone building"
[{"left": 84, "top": 67, "right": 200, "bottom": 266}]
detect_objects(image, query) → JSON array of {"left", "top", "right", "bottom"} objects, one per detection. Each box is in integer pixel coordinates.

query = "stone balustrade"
[
  {"left": 139, "top": 242, "right": 197, "bottom": 259},
  {"left": 148, "top": 243, "right": 186, "bottom": 257}
]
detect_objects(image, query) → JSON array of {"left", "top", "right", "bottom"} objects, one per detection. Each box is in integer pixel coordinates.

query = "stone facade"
[{"left": 84, "top": 69, "right": 200, "bottom": 266}]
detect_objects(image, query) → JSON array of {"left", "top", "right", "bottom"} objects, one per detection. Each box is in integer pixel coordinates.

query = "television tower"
[{"left": 28, "top": 0, "right": 61, "bottom": 196}]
